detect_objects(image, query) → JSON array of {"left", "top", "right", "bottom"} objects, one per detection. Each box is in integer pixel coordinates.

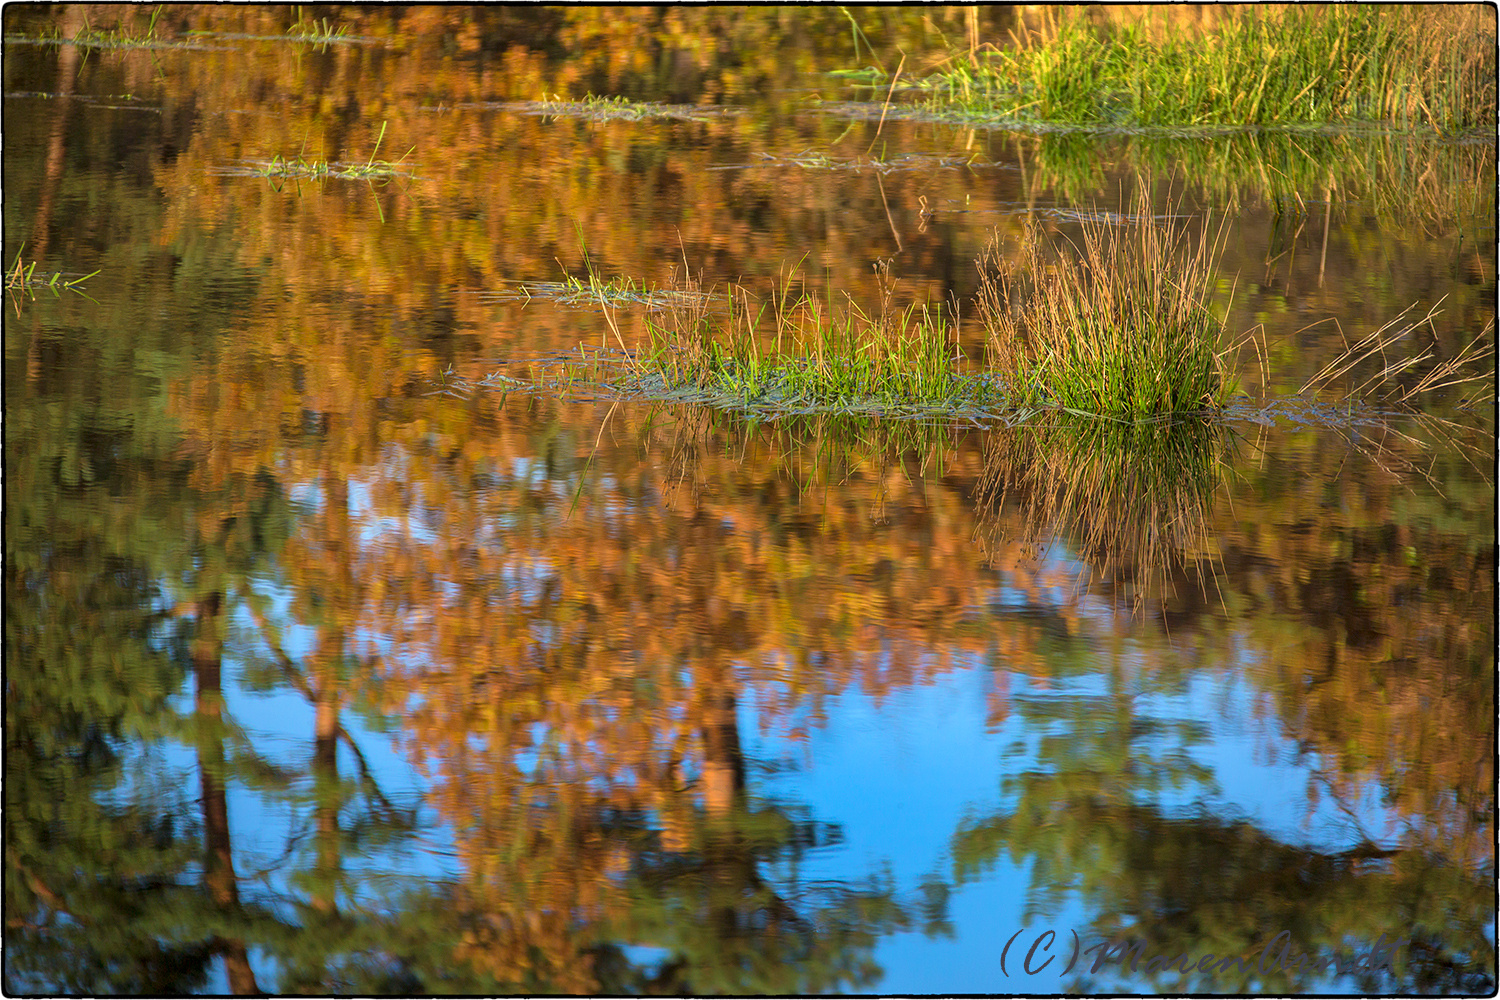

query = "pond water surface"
[{"left": 4, "top": 6, "right": 1495, "bottom": 995}]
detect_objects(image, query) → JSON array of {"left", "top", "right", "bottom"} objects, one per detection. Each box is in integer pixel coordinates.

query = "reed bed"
[{"left": 899, "top": 6, "right": 1495, "bottom": 132}]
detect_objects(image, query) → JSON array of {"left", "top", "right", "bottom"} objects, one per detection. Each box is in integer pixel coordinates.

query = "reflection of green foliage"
[
  {"left": 948, "top": 651, "right": 1495, "bottom": 994},
  {"left": 3, "top": 160, "right": 276, "bottom": 990},
  {"left": 960, "top": 801, "right": 1495, "bottom": 993},
  {"left": 601, "top": 803, "right": 911, "bottom": 994},
  {"left": 1023, "top": 129, "right": 1494, "bottom": 234},
  {"left": 3, "top": 546, "right": 210, "bottom": 994},
  {"left": 950, "top": 410, "right": 1496, "bottom": 993}
]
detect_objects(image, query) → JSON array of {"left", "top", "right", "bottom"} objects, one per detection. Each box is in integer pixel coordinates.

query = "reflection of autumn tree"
[
  {"left": 322, "top": 403, "right": 1183, "bottom": 990},
  {"left": 1212, "top": 421, "right": 1494, "bottom": 872}
]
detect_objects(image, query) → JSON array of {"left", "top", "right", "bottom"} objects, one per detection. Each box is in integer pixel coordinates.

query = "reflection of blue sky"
[
  {"left": 170, "top": 492, "right": 1414, "bottom": 994},
  {"left": 745, "top": 653, "right": 1409, "bottom": 994}
]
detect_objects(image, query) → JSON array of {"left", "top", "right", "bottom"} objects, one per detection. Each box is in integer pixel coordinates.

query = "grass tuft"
[
  {"left": 284, "top": 16, "right": 352, "bottom": 47},
  {"left": 975, "top": 199, "right": 1239, "bottom": 418}
]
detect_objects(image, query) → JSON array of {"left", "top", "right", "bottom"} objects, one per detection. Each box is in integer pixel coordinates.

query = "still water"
[{"left": 4, "top": 6, "right": 1494, "bottom": 995}]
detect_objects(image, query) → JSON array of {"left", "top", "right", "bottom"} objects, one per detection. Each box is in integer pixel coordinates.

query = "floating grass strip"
[
  {"left": 883, "top": 6, "right": 1495, "bottom": 131},
  {"left": 739, "top": 150, "right": 983, "bottom": 174},
  {"left": 633, "top": 268, "right": 999, "bottom": 419},
  {"left": 976, "top": 197, "right": 1241, "bottom": 418},
  {"left": 481, "top": 276, "right": 720, "bottom": 312},
  {"left": 243, "top": 154, "right": 413, "bottom": 181},
  {"left": 7, "top": 6, "right": 214, "bottom": 53},
  {"left": 513, "top": 94, "right": 731, "bottom": 122}
]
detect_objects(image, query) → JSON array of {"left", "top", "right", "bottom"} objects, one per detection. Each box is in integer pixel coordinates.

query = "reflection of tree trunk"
[
  {"left": 700, "top": 664, "right": 753, "bottom": 950},
  {"left": 24, "top": 7, "right": 79, "bottom": 380},
  {"left": 29, "top": 6, "right": 81, "bottom": 263},
  {"left": 312, "top": 692, "right": 341, "bottom": 920},
  {"left": 193, "top": 590, "right": 260, "bottom": 995},
  {"left": 700, "top": 681, "right": 743, "bottom": 819},
  {"left": 308, "top": 469, "right": 350, "bottom": 986}
]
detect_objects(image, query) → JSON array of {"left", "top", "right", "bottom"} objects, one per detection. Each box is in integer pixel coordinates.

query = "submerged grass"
[
  {"left": 6, "top": 246, "right": 98, "bottom": 306},
  {"left": 889, "top": 6, "right": 1495, "bottom": 132},
  {"left": 483, "top": 271, "right": 719, "bottom": 312},
  {"left": 242, "top": 122, "right": 415, "bottom": 185},
  {"left": 520, "top": 94, "right": 727, "bottom": 123},
  {"left": 745, "top": 150, "right": 981, "bottom": 174}
]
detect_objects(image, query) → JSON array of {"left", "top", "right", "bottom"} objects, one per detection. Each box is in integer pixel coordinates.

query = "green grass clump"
[
  {"left": 976, "top": 203, "right": 1239, "bottom": 418},
  {"left": 621, "top": 204, "right": 1243, "bottom": 422},
  {"left": 62, "top": 7, "right": 169, "bottom": 50},
  {"left": 904, "top": 6, "right": 1495, "bottom": 132},
  {"left": 639, "top": 270, "right": 991, "bottom": 416}
]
